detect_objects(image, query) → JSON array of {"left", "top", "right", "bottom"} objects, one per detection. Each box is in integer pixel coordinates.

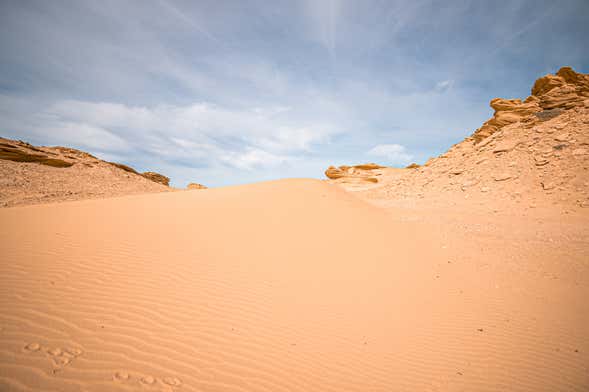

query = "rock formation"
[
  {"left": 0, "top": 137, "right": 172, "bottom": 207},
  {"left": 1, "top": 140, "right": 74, "bottom": 168},
  {"left": 325, "top": 163, "right": 384, "bottom": 183},
  {"left": 142, "top": 172, "right": 170, "bottom": 186},
  {"left": 187, "top": 183, "right": 207, "bottom": 190},
  {"left": 325, "top": 67, "right": 589, "bottom": 211},
  {"left": 472, "top": 66, "right": 589, "bottom": 143}
]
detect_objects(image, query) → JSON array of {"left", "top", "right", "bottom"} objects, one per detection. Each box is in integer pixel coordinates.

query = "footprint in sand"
[
  {"left": 140, "top": 375, "right": 156, "bottom": 385},
  {"left": 65, "top": 347, "right": 83, "bottom": 357},
  {"left": 24, "top": 342, "right": 41, "bottom": 352},
  {"left": 113, "top": 372, "right": 180, "bottom": 388},
  {"left": 52, "top": 356, "right": 71, "bottom": 367},
  {"left": 47, "top": 347, "right": 63, "bottom": 356},
  {"left": 113, "top": 371, "right": 131, "bottom": 382},
  {"left": 162, "top": 377, "right": 182, "bottom": 386},
  {"left": 25, "top": 345, "right": 84, "bottom": 372}
]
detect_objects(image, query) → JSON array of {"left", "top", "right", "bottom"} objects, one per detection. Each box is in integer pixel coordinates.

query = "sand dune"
[{"left": 1, "top": 178, "right": 587, "bottom": 391}]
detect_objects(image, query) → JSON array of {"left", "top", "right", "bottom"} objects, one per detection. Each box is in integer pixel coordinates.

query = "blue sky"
[{"left": 1, "top": 0, "right": 588, "bottom": 187}]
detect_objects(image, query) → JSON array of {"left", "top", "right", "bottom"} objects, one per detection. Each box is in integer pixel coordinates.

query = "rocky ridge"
[
  {"left": 0, "top": 137, "right": 174, "bottom": 207},
  {"left": 472, "top": 66, "right": 589, "bottom": 142},
  {"left": 326, "top": 67, "right": 589, "bottom": 212}
]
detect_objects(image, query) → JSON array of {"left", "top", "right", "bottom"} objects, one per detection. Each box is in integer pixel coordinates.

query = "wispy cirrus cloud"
[
  {"left": 435, "top": 80, "right": 454, "bottom": 93},
  {"left": 302, "top": 0, "right": 341, "bottom": 59}
]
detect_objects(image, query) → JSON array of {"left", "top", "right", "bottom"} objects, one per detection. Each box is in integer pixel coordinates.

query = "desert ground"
[{"left": 1, "top": 67, "right": 588, "bottom": 391}]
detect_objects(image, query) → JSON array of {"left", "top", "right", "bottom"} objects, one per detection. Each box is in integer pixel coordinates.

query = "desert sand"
[
  {"left": 1, "top": 179, "right": 587, "bottom": 392},
  {"left": 1, "top": 67, "right": 588, "bottom": 391}
]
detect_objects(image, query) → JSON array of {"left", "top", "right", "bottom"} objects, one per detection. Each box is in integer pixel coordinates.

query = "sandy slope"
[{"left": 1, "top": 178, "right": 587, "bottom": 391}]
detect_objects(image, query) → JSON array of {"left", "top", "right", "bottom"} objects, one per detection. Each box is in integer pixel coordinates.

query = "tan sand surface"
[{"left": 1, "top": 178, "right": 588, "bottom": 391}]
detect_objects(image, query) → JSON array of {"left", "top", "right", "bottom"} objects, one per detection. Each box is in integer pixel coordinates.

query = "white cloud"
[
  {"left": 435, "top": 80, "right": 454, "bottom": 92},
  {"left": 220, "top": 148, "right": 293, "bottom": 170},
  {"left": 44, "top": 100, "right": 335, "bottom": 153},
  {"left": 367, "top": 143, "right": 413, "bottom": 166},
  {"left": 1, "top": 96, "right": 336, "bottom": 172},
  {"left": 39, "top": 122, "right": 132, "bottom": 152}
]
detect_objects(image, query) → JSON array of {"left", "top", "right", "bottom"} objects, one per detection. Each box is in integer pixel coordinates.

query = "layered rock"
[
  {"left": 472, "top": 67, "right": 589, "bottom": 143},
  {"left": 142, "top": 172, "right": 170, "bottom": 186},
  {"left": 325, "top": 164, "right": 384, "bottom": 183},
  {"left": 0, "top": 143, "right": 74, "bottom": 168},
  {"left": 532, "top": 66, "right": 589, "bottom": 109},
  {"left": 325, "top": 67, "right": 589, "bottom": 211},
  {"left": 0, "top": 137, "right": 172, "bottom": 207}
]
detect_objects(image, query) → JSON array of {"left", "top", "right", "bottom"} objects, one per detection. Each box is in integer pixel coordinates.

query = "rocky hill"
[
  {"left": 0, "top": 137, "right": 172, "bottom": 207},
  {"left": 326, "top": 67, "right": 589, "bottom": 212}
]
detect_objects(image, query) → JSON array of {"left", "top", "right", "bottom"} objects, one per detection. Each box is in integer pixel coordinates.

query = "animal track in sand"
[
  {"left": 52, "top": 356, "right": 71, "bottom": 367},
  {"left": 47, "top": 347, "right": 62, "bottom": 356},
  {"left": 162, "top": 377, "right": 182, "bottom": 386},
  {"left": 113, "top": 372, "right": 182, "bottom": 388},
  {"left": 140, "top": 375, "right": 156, "bottom": 385},
  {"left": 24, "top": 342, "right": 41, "bottom": 352},
  {"left": 23, "top": 343, "right": 83, "bottom": 372},
  {"left": 113, "top": 371, "right": 131, "bottom": 382},
  {"left": 65, "top": 347, "right": 83, "bottom": 356}
]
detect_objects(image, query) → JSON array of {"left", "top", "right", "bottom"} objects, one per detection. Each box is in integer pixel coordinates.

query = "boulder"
[
  {"left": 325, "top": 164, "right": 383, "bottom": 183},
  {"left": 325, "top": 166, "right": 346, "bottom": 179}
]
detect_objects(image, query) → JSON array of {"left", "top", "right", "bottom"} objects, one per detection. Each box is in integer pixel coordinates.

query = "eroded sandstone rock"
[
  {"left": 324, "top": 164, "right": 382, "bottom": 183},
  {"left": 142, "top": 171, "right": 170, "bottom": 186},
  {"left": 473, "top": 67, "right": 589, "bottom": 143},
  {"left": 187, "top": 183, "right": 207, "bottom": 190}
]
